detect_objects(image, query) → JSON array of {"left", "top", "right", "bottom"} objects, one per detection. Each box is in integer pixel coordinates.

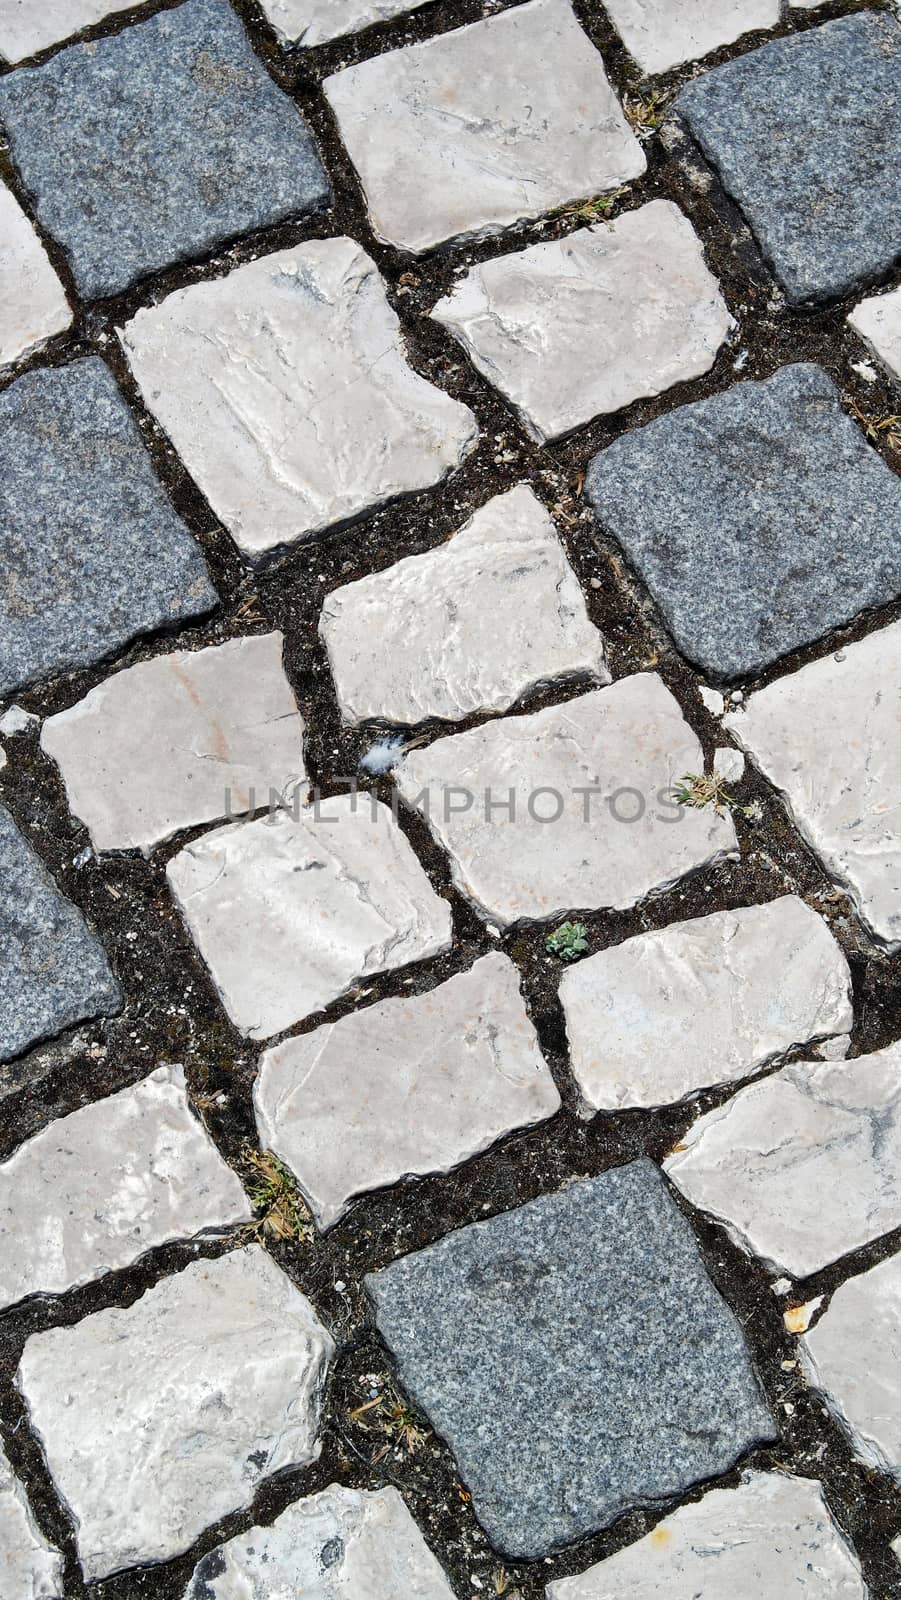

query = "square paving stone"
[
  {"left": 849, "top": 286, "right": 901, "bottom": 390},
  {"left": 723, "top": 619, "right": 901, "bottom": 949},
  {"left": 560, "top": 895, "right": 851, "bottom": 1112},
  {"left": 183, "top": 1484, "right": 455, "bottom": 1599},
  {"left": 366, "top": 1160, "right": 776, "bottom": 1557},
  {"left": 254, "top": 953, "right": 560, "bottom": 1228},
  {"left": 0, "top": 802, "right": 121, "bottom": 1063},
  {"left": 800, "top": 1253, "right": 901, "bottom": 1482},
  {"left": 320, "top": 485, "right": 607, "bottom": 726},
  {"left": 676, "top": 13, "right": 901, "bottom": 305},
  {"left": 41, "top": 633, "right": 305, "bottom": 854},
  {"left": 0, "top": 182, "right": 70, "bottom": 369},
  {"left": 0, "top": 0, "right": 330, "bottom": 300},
  {"left": 167, "top": 796, "right": 452, "bottom": 1037},
  {"left": 16, "top": 1247, "right": 334, "bottom": 1580},
  {"left": 547, "top": 1471, "right": 866, "bottom": 1599},
  {"left": 323, "top": 0, "right": 645, "bottom": 255},
  {"left": 432, "top": 200, "right": 732, "bottom": 442},
  {"left": 665, "top": 1044, "right": 901, "bottom": 1278},
  {"left": 120, "top": 239, "right": 477, "bottom": 557},
  {"left": 0, "top": 1439, "right": 63, "bottom": 1600},
  {"left": 0, "top": 358, "right": 216, "bottom": 697},
  {"left": 396, "top": 676, "right": 738, "bottom": 928},
  {"left": 603, "top": 0, "right": 778, "bottom": 76},
  {"left": 0, "top": 1, "right": 152, "bottom": 63},
  {"left": 586, "top": 363, "right": 901, "bottom": 680},
  {"left": 0, "top": 1065, "right": 250, "bottom": 1309},
  {"left": 260, "top": 0, "right": 438, "bottom": 46}
]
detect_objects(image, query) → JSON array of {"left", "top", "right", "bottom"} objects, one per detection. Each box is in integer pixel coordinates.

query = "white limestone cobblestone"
[
  {"left": 0, "top": 1440, "right": 62, "bottom": 1600},
  {"left": 396, "top": 675, "right": 737, "bottom": 926},
  {"left": 16, "top": 1248, "right": 334, "bottom": 1580},
  {"left": 320, "top": 485, "right": 607, "bottom": 726},
  {"left": 546, "top": 1471, "right": 866, "bottom": 1598},
  {"left": 41, "top": 633, "right": 305, "bottom": 853},
  {"left": 665, "top": 1044, "right": 901, "bottom": 1277},
  {"left": 0, "top": 1065, "right": 251, "bottom": 1309},
  {"left": 849, "top": 286, "right": 901, "bottom": 387},
  {"left": 800, "top": 1252, "right": 901, "bottom": 1481},
  {"left": 258, "top": 0, "right": 437, "bottom": 45},
  {"left": 0, "top": 0, "right": 151, "bottom": 62},
  {"left": 120, "top": 239, "right": 477, "bottom": 558},
  {"left": 254, "top": 953, "right": 561, "bottom": 1228},
  {"left": 183, "top": 1484, "right": 456, "bottom": 1598},
  {"left": 323, "top": 0, "right": 645, "bottom": 254},
  {"left": 167, "top": 797, "right": 452, "bottom": 1036},
  {"left": 0, "top": 185, "right": 70, "bottom": 368},
  {"left": 603, "top": 0, "right": 779, "bottom": 75},
  {"left": 725, "top": 619, "right": 901, "bottom": 950},
  {"left": 432, "top": 202, "right": 732, "bottom": 442},
  {"left": 559, "top": 896, "right": 852, "bottom": 1111}
]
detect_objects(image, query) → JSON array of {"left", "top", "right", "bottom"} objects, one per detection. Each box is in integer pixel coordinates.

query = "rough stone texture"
[
  {"left": 120, "top": 239, "right": 477, "bottom": 558},
  {"left": 0, "top": 185, "right": 70, "bottom": 369},
  {"left": 724, "top": 619, "right": 901, "bottom": 949},
  {"left": 546, "top": 1471, "right": 866, "bottom": 1599},
  {"left": 0, "top": 1440, "right": 63, "bottom": 1600},
  {"left": 255, "top": 953, "right": 560, "bottom": 1229},
  {"left": 559, "top": 896, "right": 852, "bottom": 1111},
  {"left": 849, "top": 287, "right": 901, "bottom": 388},
  {"left": 0, "top": 706, "right": 37, "bottom": 736},
  {"left": 320, "top": 485, "right": 607, "bottom": 726},
  {"left": 676, "top": 13, "right": 901, "bottom": 305},
  {"left": 800, "top": 1253, "right": 901, "bottom": 1481},
  {"left": 587, "top": 364, "right": 901, "bottom": 679},
  {"left": 0, "top": 1065, "right": 251, "bottom": 1309},
  {"left": 323, "top": 0, "right": 645, "bottom": 255},
  {"left": 0, "top": 1, "right": 152, "bottom": 62},
  {"left": 183, "top": 1484, "right": 455, "bottom": 1599},
  {"left": 699, "top": 685, "right": 725, "bottom": 716},
  {"left": 396, "top": 675, "right": 737, "bottom": 928},
  {"left": 168, "top": 796, "right": 452, "bottom": 1037},
  {"left": 713, "top": 746, "right": 745, "bottom": 783},
  {"left": 41, "top": 634, "right": 305, "bottom": 854},
  {"left": 0, "top": 0, "right": 329, "bottom": 300},
  {"left": 259, "top": 0, "right": 437, "bottom": 46},
  {"left": 603, "top": 0, "right": 778, "bottom": 74},
  {"left": 665, "top": 1044, "right": 901, "bottom": 1277},
  {"left": 0, "top": 358, "right": 216, "bottom": 697},
  {"left": 0, "top": 802, "right": 121, "bottom": 1063},
  {"left": 17, "top": 1247, "right": 334, "bottom": 1581},
  {"left": 431, "top": 201, "right": 732, "bottom": 443},
  {"left": 367, "top": 1161, "right": 774, "bottom": 1557}
]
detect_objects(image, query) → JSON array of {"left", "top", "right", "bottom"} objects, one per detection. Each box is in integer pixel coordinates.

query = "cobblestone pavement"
[{"left": 1, "top": 0, "right": 901, "bottom": 1595}]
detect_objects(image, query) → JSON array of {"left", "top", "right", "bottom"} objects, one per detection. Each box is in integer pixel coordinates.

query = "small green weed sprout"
[
  {"left": 673, "top": 772, "right": 757, "bottom": 820},
  {"left": 241, "top": 1146, "right": 313, "bottom": 1244},
  {"left": 545, "top": 921, "right": 590, "bottom": 961}
]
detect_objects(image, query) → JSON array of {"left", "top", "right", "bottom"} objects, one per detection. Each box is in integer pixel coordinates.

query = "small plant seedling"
[
  {"left": 673, "top": 773, "right": 757, "bottom": 819},
  {"left": 556, "top": 187, "right": 628, "bottom": 224},
  {"left": 545, "top": 921, "right": 590, "bottom": 961},
  {"left": 673, "top": 771, "right": 733, "bottom": 814},
  {"left": 623, "top": 89, "right": 669, "bottom": 139},
  {"left": 241, "top": 1146, "right": 313, "bottom": 1244},
  {"left": 349, "top": 1377, "right": 430, "bottom": 1457}
]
